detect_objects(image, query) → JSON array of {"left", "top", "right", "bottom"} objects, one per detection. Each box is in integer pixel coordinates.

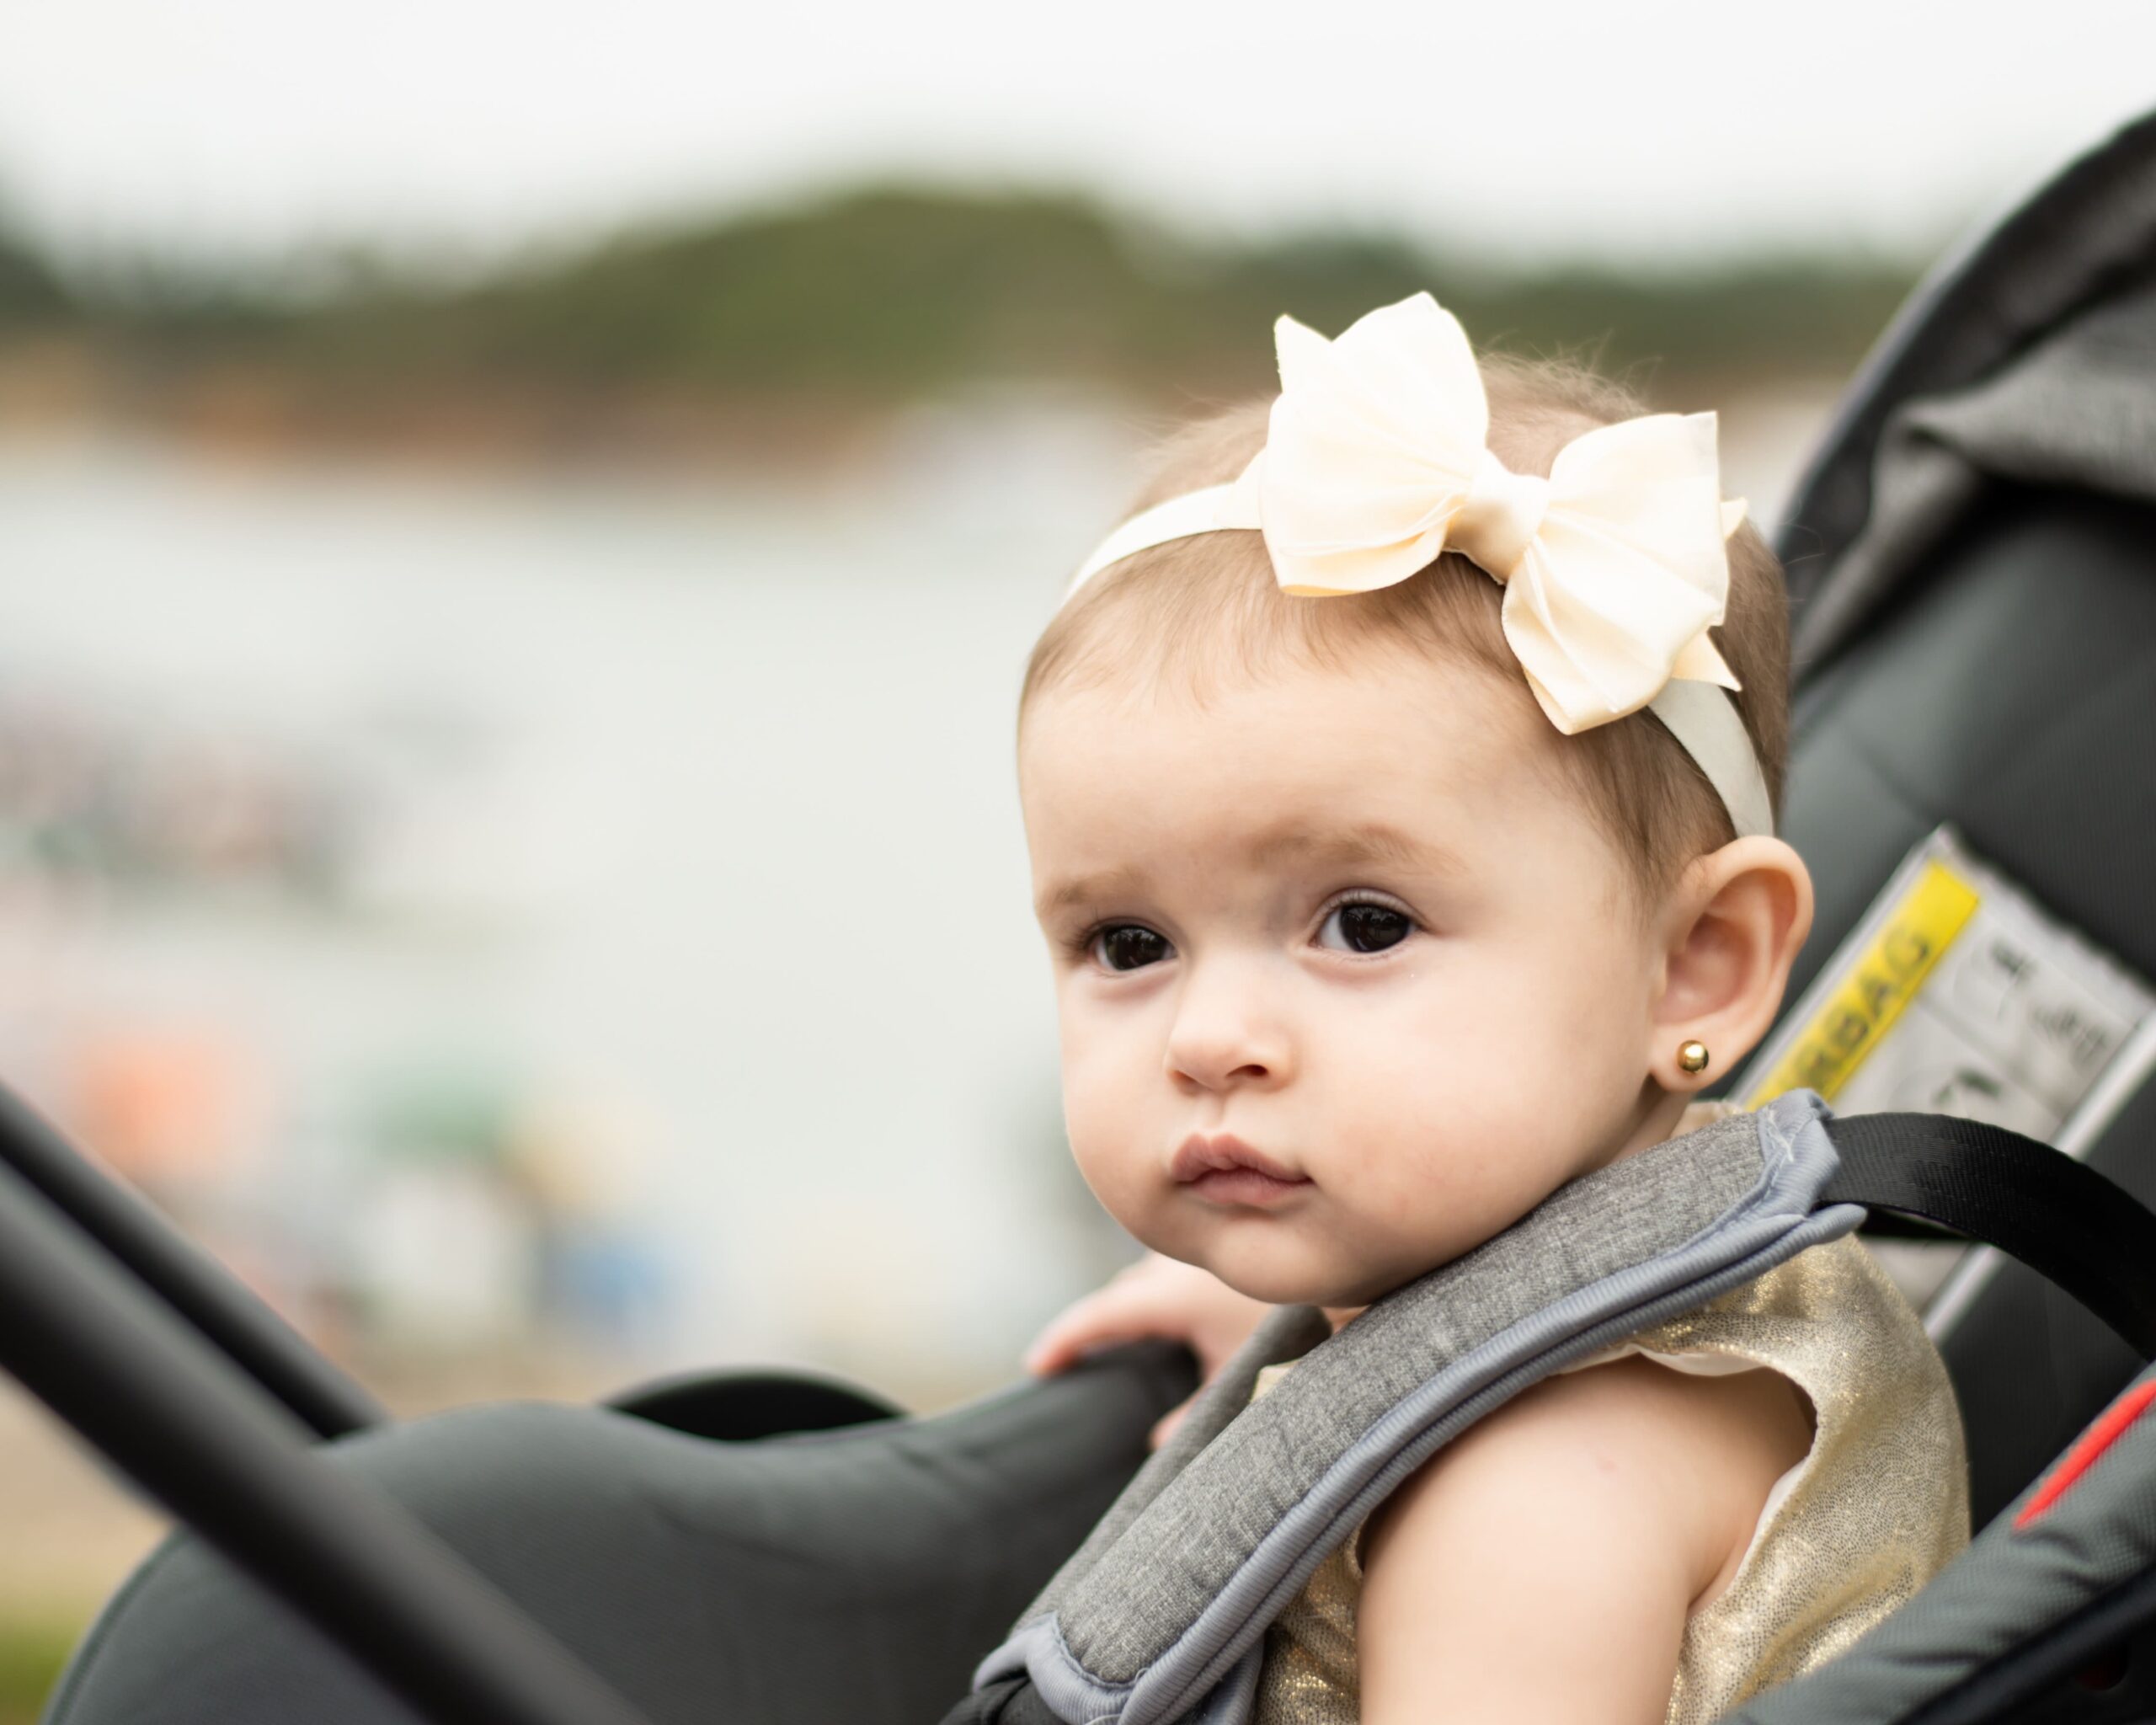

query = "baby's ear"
[{"left": 1648, "top": 838, "right": 1815, "bottom": 1094}]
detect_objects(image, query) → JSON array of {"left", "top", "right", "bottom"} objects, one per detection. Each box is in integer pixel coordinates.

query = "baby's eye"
[
  {"left": 1090, "top": 925, "right": 1172, "bottom": 972},
  {"left": 1316, "top": 900, "right": 1415, "bottom": 955}
]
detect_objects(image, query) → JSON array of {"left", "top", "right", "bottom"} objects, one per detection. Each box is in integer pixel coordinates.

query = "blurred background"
[{"left": 0, "top": 3, "right": 2153, "bottom": 1712}]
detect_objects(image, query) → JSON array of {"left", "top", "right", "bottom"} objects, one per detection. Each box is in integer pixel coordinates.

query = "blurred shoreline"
[
  {"left": 0, "top": 342, "right": 1850, "bottom": 497},
  {"left": 1, "top": 184, "right": 1914, "bottom": 478},
  {"left": 0, "top": 334, "right": 901, "bottom": 476}
]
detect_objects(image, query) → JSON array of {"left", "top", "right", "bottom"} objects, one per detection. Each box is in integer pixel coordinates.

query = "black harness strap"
[{"left": 1821, "top": 1113, "right": 2156, "bottom": 1360}]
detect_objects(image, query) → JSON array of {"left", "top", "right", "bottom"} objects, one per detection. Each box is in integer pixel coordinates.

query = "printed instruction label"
[{"left": 1740, "top": 826, "right": 2155, "bottom": 1144}]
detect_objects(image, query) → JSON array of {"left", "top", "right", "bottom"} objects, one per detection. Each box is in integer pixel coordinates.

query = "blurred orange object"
[{"left": 72, "top": 1028, "right": 262, "bottom": 1183}]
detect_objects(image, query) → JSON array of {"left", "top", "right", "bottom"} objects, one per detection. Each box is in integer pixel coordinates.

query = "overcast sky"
[{"left": 3, "top": 2, "right": 2153, "bottom": 273}]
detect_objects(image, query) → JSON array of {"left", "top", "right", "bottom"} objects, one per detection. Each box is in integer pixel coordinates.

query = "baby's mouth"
[
  {"left": 1171, "top": 1134, "right": 1313, "bottom": 1208},
  {"left": 1182, "top": 1166, "right": 1312, "bottom": 1207}
]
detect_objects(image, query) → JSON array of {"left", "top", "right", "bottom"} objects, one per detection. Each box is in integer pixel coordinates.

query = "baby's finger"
[
  {"left": 1022, "top": 1311, "right": 1147, "bottom": 1375},
  {"left": 1149, "top": 1396, "right": 1197, "bottom": 1451},
  {"left": 1022, "top": 1284, "right": 1161, "bottom": 1375}
]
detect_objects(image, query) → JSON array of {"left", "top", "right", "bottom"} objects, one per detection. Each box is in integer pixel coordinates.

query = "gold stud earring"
[{"left": 1677, "top": 1039, "right": 1710, "bottom": 1075}]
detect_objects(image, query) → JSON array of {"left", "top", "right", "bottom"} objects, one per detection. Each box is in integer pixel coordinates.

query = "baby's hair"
[{"left": 1018, "top": 354, "right": 1790, "bottom": 901}]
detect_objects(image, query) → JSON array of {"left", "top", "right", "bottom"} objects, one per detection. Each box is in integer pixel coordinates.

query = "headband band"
[{"left": 1057, "top": 292, "right": 1774, "bottom": 841}]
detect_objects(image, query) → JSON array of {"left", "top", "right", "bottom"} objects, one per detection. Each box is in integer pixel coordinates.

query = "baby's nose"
[{"left": 1163, "top": 969, "right": 1292, "bottom": 1091}]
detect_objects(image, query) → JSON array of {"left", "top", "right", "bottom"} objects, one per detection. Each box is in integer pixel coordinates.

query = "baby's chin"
[{"left": 1193, "top": 1236, "right": 1429, "bottom": 1311}]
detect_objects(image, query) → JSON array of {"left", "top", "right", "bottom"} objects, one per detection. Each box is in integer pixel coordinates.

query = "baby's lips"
[{"left": 1170, "top": 1131, "right": 1304, "bottom": 1184}]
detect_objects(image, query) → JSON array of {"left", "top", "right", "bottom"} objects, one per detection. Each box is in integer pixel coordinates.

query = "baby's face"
[{"left": 1018, "top": 649, "right": 1686, "bottom": 1310}]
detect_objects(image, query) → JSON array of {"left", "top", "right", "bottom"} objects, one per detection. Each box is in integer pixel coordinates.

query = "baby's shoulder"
[
  {"left": 1353, "top": 1355, "right": 1810, "bottom": 1718},
  {"left": 1367, "top": 1353, "right": 1804, "bottom": 1588}
]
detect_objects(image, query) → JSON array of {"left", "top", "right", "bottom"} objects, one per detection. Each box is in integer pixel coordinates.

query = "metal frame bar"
[{"left": 0, "top": 1151, "right": 650, "bottom": 1725}]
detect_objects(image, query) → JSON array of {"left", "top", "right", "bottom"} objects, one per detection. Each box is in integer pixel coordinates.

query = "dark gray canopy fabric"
[
  {"left": 1779, "top": 108, "right": 2156, "bottom": 664},
  {"left": 1796, "top": 270, "right": 2156, "bottom": 669}
]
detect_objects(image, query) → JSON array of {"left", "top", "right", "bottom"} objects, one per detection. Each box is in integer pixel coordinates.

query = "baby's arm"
[
  {"left": 1358, "top": 1354, "right": 1812, "bottom": 1725},
  {"left": 1024, "top": 1253, "right": 1273, "bottom": 1448}
]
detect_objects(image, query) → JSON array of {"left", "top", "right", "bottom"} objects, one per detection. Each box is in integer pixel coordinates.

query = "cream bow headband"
[{"left": 1059, "top": 291, "right": 1774, "bottom": 841}]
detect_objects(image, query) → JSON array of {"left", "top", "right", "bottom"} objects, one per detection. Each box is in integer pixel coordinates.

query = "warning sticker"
[
  {"left": 1745, "top": 857, "right": 1981, "bottom": 1106},
  {"left": 1741, "top": 826, "right": 2155, "bottom": 1144}
]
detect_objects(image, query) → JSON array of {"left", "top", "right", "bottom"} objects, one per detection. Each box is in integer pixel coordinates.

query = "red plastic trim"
[{"left": 2015, "top": 1380, "right": 2156, "bottom": 1530}]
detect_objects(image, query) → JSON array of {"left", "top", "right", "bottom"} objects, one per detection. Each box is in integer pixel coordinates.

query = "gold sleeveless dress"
[{"left": 1247, "top": 1226, "right": 1970, "bottom": 1724}]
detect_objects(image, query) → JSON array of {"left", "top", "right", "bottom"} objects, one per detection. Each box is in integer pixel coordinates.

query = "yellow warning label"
[{"left": 1744, "top": 860, "right": 1983, "bottom": 1105}]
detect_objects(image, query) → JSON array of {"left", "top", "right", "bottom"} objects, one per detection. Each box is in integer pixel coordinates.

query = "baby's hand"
[{"left": 1023, "top": 1252, "right": 1273, "bottom": 1450}]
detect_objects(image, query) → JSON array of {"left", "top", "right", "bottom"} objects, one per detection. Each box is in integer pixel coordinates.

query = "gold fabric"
[{"left": 1246, "top": 1224, "right": 1969, "bottom": 1723}]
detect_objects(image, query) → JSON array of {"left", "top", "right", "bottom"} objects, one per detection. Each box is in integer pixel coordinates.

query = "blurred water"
[{"left": 0, "top": 400, "right": 1155, "bottom": 1402}]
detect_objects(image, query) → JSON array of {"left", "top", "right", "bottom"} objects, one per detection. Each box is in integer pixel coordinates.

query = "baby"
[{"left": 1009, "top": 296, "right": 1967, "bottom": 1723}]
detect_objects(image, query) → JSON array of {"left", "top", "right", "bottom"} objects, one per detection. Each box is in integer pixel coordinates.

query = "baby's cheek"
[
  {"left": 1059, "top": 1057, "right": 1155, "bottom": 1223},
  {"left": 1060, "top": 1091, "right": 1125, "bottom": 1192},
  {"left": 1324, "top": 1043, "right": 1582, "bottom": 1253},
  {"left": 1357, "top": 1127, "right": 1517, "bottom": 1249}
]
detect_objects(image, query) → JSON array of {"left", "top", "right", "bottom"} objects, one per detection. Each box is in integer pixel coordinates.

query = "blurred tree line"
[{"left": 0, "top": 185, "right": 1919, "bottom": 437}]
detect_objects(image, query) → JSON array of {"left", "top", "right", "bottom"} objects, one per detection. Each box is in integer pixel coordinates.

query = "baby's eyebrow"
[
  {"left": 1036, "top": 822, "right": 1460, "bottom": 921},
  {"left": 1037, "top": 866, "right": 1147, "bottom": 923},
  {"left": 1245, "top": 820, "right": 1460, "bottom": 876}
]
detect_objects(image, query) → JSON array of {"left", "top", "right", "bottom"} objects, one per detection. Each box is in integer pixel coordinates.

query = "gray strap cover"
[{"left": 976, "top": 1088, "right": 1860, "bottom": 1725}]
